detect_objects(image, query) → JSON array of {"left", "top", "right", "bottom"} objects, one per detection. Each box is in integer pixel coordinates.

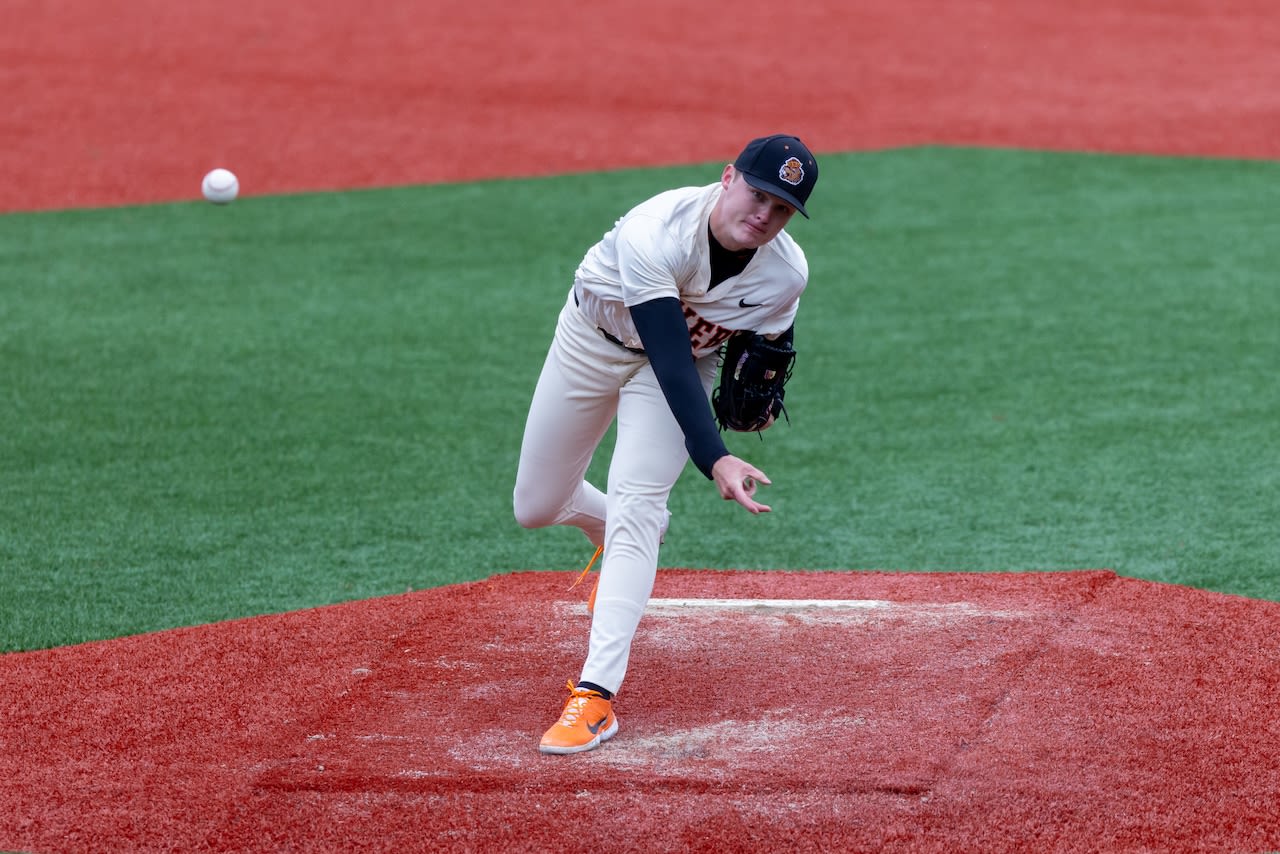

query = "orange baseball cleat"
[{"left": 539, "top": 681, "right": 618, "bottom": 755}]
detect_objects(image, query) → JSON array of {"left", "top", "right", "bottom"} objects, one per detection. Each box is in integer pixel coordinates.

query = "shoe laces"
[
  {"left": 557, "top": 681, "right": 601, "bottom": 726},
  {"left": 569, "top": 545, "right": 603, "bottom": 590}
]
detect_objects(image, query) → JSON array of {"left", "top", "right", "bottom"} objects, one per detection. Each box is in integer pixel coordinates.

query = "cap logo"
[{"left": 778, "top": 156, "right": 805, "bottom": 186}]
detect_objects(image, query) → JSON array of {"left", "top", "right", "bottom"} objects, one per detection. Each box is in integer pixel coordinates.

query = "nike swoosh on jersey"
[{"left": 739, "top": 298, "right": 763, "bottom": 308}]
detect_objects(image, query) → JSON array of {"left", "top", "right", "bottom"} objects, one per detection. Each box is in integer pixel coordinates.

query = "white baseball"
[{"left": 201, "top": 168, "right": 239, "bottom": 204}]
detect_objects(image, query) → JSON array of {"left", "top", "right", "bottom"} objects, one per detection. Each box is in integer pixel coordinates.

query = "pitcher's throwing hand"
[{"left": 712, "top": 456, "right": 772, "bottom": 514}]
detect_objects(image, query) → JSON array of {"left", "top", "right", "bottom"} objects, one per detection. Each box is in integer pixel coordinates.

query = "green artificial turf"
[{"left": 2, "top": 147, "right": 1277, "bottom": 651}]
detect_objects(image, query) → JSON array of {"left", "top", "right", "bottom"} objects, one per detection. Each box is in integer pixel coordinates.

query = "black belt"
[
  {"left": 574, "top": 291, "right": 645, "bottom": 354},
  {"left": 599, "top": 328, "right": 645, "bottom": 354}
]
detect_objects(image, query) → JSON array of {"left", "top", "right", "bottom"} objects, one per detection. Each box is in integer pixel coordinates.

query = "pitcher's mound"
[{"left": 3, "top": 569, "right": 1279, "bottom": 852}]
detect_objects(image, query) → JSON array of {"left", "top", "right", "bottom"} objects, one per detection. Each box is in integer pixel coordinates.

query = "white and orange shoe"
[{"left": 539, "top": 681, "right": 618, "bottom": 755}]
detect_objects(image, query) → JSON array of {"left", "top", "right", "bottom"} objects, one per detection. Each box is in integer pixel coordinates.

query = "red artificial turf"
[{"left": 2, "top": 0, "right": 1278, "bottom": 213}]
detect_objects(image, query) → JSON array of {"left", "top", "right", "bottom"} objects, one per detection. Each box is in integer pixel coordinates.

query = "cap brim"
[{"left": 740, "top": 172, "right": 809, "bottom": 218}]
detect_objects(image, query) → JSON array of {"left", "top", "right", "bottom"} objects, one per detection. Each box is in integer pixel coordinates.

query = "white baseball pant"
[{"left": 514, "top": 291, "right": 718, "bottom": 693}]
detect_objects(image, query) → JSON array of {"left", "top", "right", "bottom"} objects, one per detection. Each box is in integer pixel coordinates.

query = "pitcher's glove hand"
[{"left": 712, "top": 332, "right": 795, "bottom": 432}]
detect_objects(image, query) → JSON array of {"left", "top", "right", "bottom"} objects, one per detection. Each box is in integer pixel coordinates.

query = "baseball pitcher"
[{"left": 513, "top": 134, "right": 818, "bottom": 754}]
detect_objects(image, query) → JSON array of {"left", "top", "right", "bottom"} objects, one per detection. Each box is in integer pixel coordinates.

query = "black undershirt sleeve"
[{"left": 629, "top": 297, "right": 729, "bottom": 479}]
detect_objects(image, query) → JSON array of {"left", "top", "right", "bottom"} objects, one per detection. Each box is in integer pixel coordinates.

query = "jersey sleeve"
[
  {"left": 613, "top": 215, "right": 688, "bottom": 307},
  {"left": 630, "top": 297, "right": 728, "bottom": 479}
]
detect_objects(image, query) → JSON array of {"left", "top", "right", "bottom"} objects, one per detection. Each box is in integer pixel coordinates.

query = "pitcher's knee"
[{"left": 513, "top": 490, "right": 558, "bottom": 530}]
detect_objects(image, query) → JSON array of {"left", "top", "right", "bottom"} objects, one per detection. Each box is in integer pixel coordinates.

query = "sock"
[{"left": 577, "top": 680, "right": 613, "bottom": 701}]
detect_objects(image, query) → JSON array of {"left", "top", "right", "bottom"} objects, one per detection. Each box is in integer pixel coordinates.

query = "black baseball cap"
[{"left": 733, "top": 134, "right": 818, "bottom": 217}]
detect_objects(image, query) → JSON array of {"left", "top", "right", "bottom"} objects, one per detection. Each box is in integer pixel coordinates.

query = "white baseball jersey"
[
  {"left": 516, "top": 177, "right": 812, "bottom": 699},
  {"left": 573, "top": 182, "right": 808, "bottom": 356}
]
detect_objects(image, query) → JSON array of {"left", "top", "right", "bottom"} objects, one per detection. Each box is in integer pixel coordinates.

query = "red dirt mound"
[{"left": 3, "top": 569, "right": 1278, "bottom": 852}]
